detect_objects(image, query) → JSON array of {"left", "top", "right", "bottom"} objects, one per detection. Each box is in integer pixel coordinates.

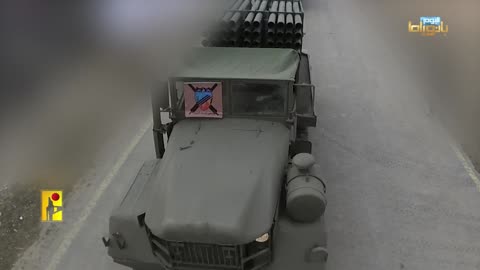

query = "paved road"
[
  {"left": 303, "top": 0, "right": 480, "bottom": 269},
  {"left": 12, "top": 0, "right": 480, "bottom": 269}
]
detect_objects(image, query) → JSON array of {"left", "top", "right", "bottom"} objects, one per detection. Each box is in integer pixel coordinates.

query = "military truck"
[{"left": 104, "top": 1, "right": 328, "bottom": 270}]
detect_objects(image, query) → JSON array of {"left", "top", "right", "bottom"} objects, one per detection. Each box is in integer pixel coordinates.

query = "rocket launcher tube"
[
  {"left": 294, "top": 28, "right": 303, "bottom": 38},
  {"left": 222, "top": 0, "right": 244, "bottom": 25},
  {"left": 267, "top": 1, "right": 279, "bottom": 29},
  {"left": 244, "top": 0, "right": 262, "bottom": 27},
  {"left": 277, "top": 1, "right": 286, "bottom": 28},
  {"left": 286, "top": 1, "right": 294, "bottom": 29},
  {"left": 253, "top": 0, "right": 269, "bottom": 28},
  {"left": 229, "top": 0, "right": 251, "bottom": 28},
  {"left": 293, "top": 2, "right": 303, "bottom": 30}
]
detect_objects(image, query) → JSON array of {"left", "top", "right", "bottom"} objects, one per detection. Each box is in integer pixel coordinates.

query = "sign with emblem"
[
  {"left": 184, "top": 82, "right": 223, "bottom": 118},
  {"left": 41, "top": 190, "right": 63, "bottom": 222}
]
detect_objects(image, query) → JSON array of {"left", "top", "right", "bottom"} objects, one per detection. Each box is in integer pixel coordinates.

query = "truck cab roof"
[{"left": 174, "top": 47, "right": 300, "bottom": 81}]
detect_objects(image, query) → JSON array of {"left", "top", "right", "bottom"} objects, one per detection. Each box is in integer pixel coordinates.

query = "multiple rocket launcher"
[{"left": 203, "top": 0, "right": 305, "bottom": 50}]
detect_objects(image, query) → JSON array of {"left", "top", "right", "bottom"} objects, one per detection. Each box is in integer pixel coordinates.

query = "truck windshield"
[{"left": 231, "top": 82, "right": 286, "bottom": 115}]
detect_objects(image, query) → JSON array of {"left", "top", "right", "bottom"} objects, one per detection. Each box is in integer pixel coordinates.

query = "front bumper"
[{"left": 108, "top": 215, "right": 327, "bottom": 270}]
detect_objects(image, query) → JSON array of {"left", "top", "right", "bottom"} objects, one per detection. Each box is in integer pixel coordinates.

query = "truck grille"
[
  {"left": 145, "top": 225, "right": 271, "bottom": 270},
  {"left": 168, "top": 242, "right": 241, "bottom": 269}
]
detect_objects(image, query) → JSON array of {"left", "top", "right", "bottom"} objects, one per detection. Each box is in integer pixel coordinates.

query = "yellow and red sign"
[{"left": 41, "top": 190, "right": 63, "bottom": 222}]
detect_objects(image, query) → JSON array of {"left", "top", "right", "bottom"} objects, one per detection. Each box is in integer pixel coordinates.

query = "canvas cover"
[{"left": 176, "top": 47, "right": 300, "bottom": 81}]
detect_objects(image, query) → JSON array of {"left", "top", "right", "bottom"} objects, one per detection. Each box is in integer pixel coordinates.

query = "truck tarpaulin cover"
[
  {"left": 184, "top": 82, "right": 223, "bottom": 118},
  {"left": 177, "top": 47, "right": 300, "bottom": 81}
]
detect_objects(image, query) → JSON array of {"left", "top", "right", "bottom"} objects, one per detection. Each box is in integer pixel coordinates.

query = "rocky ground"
[{"left": 0, "top": 182, "right": 43, "bottom": 268}]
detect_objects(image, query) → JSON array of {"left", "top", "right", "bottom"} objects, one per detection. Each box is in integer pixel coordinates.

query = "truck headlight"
[{"left": 255, "top": 233, "right": 269, "bottom": 243}]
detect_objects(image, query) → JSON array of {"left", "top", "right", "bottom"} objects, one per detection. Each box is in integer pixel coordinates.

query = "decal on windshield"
[{"left": 184, "top": 82, "right": 223, "bottom": 118}]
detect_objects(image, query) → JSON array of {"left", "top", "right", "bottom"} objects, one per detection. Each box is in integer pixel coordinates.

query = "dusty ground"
[
  {"left": 0, "top": 181, "right": 78, "bottom": 269},
  {"left": 0, "top": 50, "right": 151, "bottom": 269},
  {"left": 0, "top": 182, "right": 42, "bottom": 268}
]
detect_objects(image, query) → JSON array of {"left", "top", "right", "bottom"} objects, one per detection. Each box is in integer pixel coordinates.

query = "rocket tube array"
[{"left": 203, "top": 0, "right": 304, "bottom": 50}]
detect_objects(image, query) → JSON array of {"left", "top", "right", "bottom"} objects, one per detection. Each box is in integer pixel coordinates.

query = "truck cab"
[
  {"left": 104, "top": 47, "right": 327, "bottom": 270},
  {"left": 153, "top": 47, "right": 317, "bottom": 159}
]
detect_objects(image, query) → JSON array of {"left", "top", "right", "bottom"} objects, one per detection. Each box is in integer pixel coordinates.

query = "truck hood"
[{"left": 142, "top": 118, "right": 290, "bottom": 244}]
